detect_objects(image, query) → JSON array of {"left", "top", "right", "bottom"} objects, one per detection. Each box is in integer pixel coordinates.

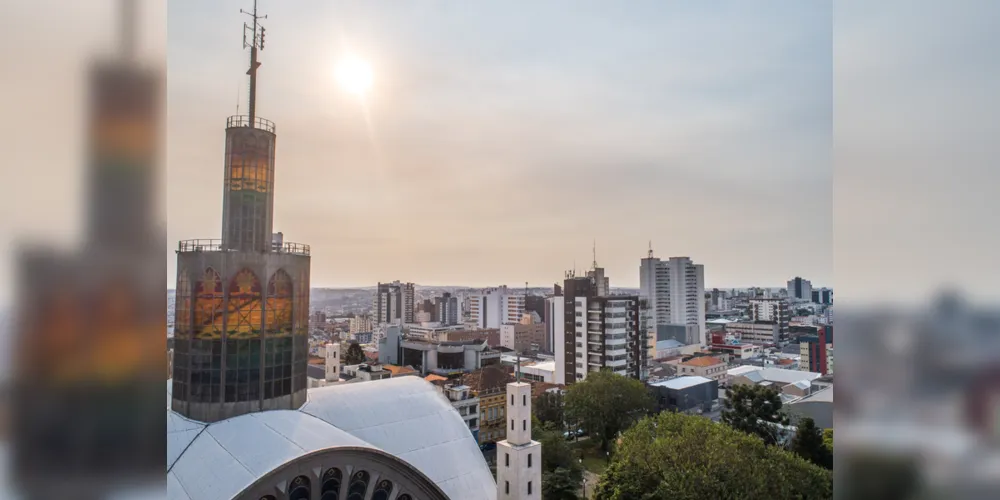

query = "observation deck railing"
[
  {"left": 226, "top": 115, "right": 276, "bottom": 134},
  {"left": 178, "top": 238, "right": 309, "bottom": 256}
]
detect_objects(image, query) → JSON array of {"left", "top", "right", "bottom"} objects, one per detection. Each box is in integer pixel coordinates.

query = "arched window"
[
  {"left": 175, "top": 269, "right": 192, "bottom": 336},
  {"left": 288, "top": 475, "right": 311, "bottom": 500},
  {"left": 321, "top": 467, "right": 343, "bottom": 500},
  {"left": 265, "top": 269, "right": 293, "bottom": 335},
  {"left": 194, "top": 268, "right": 223, "bottom": 339},
  {"left": 371, "top": 479, "right": 393, "bottom": 500},
  {"left": 227, "top": 268, "right": 262, "bottom": 338},
  {"left": 346, "top": 470, "right": 370, "bottom": 500}
]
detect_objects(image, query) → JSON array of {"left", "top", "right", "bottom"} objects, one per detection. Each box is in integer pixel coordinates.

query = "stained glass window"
[
  {"left": 194, "top": 268, "right": 223, "bottom": 339},
  {"left": 175, "top": 269, "right": 191, "bottom": 337},
  {"left": 226, "top": 268, "right": 262, "bottom": 338},
  {"left": 265, "top": 269, "right": 293, "bottom": 335}
]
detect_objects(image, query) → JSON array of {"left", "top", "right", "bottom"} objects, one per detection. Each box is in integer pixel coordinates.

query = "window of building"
[
  {"left": 510, "top": 394, "right": 514, "bottom": 405},
  {"left": 506, "top": 453, "right": 509, "bottom": 467},
  {"left": 528, "top": 481, "right": 532, "bottom": 495},
  {"left": 528, "top": 453, "right": 532, "bottom": 467},
  {"left": 511, "top": 419, "right": 514, "bottom": 430},
  {"left": 523, "top": 419, "right": 526, "bottom": 431},
  {"left": 505, "top": 481, "right": 509, "bottom": 495},
  {"left": 523, "top": 394, "right": 527, "bottom": 406}
]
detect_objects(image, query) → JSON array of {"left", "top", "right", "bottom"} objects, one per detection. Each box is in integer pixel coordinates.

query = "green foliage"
[
  {"left": 593, "top": 412, "right": 832, "bottom": 500},
  {"left": 790, "top": 417, "right": 832, "bottom": 469},
  {"left": 564, "top": 370, "right": 654, "bottom": 453},
  {"left": 343, "top": 341, "right": 366, "bottom": 365},
  {"left": 542, "top": 467, "right": 581, "bottom": 500},
  {"left": 822, "top": 428, "right": 833, "bottom": 454},
  {"left": 721, "top": 383, "right": 789, "bottom": 446},
  {"left": 534, "top": 392, "right": 566, "bottom": 431}
]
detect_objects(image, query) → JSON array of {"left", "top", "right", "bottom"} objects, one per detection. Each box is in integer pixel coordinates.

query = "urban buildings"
[
  {"left": 639, "top": 253, "right": 707, "bottom": 346},
  {"left": 349, "top": 313, "right": 373, "bottom": 335},
  {"left": 500, "top": 315, "right": 546, "bottom": 353},
  {"left": 495, "top": 381, "right": 542, "bottom": 500},
  {"left": 800, "top": 326, "right": 833, "bottom": 375},
  {"left": 676, "top": 356, "right": 729, "bottom": 382},
  {"left": 469, "top": 286, "right": 525, "bottom": 329},
  {"left": 544, "top": 295, "right": 564, "bottom": 368},
  {"left": 787, "top": 276, "right": 813, "bottom": 302},
  {"left": 373, "top": 280, "right": 416, "bottom": 325},
  {"left": 812, "top": 287, "right": 833, "bottom": 305},
  {"left": 649, "top": 376, "right": 719, "bottom": 412},
  {"left": 435, "top": 292, "right": 460, "bottom": 326},
  {"left": 462, "top": 365, "right": 514, "bottom": 446}
]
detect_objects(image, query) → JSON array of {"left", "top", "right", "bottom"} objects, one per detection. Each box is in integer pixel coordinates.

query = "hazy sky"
[{"left": 166, "top": 1, "right": 833, "bottom": 289}]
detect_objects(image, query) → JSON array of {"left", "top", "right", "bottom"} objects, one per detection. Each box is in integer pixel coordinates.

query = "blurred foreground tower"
[{"left": 170, "top": 2, "right": 311, "bottom": 422}]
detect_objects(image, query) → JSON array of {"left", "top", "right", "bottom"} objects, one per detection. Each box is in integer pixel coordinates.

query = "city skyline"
[{"left": 166, "top": 0, "right": 831, "bottom": 289}]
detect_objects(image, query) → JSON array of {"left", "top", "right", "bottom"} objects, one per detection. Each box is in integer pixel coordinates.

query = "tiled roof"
[
  {"left": 383, "top": 364, "right": 417, "bottom": 376},
  {"left": 681, "top": 356, "right": 724, "bottom": 367},
  {"left": 462, "top": 365, "right": 512, "bottom": 394}
]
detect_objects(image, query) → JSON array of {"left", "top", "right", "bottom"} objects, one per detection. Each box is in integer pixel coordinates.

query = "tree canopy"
[
  {"left": 593, "top": 412, "right": 832, "bottom": 500},
  {"left": 564, "top": 370, "right": 654, "bottom": 452},
  {"left": 534, "top": 417, "right": 583, "bottom": 499},
  {"left": 534, "top": 391, "right": 565, "bottom": 431},
  {"left": 790, "top": 417, "right": 832, "bottom": 469},
  {"left": 343, "top": 341, "right": 366, "bottom": 365},
  {"left": 721, "top": 383, "right": 790, "bottom": 446}
]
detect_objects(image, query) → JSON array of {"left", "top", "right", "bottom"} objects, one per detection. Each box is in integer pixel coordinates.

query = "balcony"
[
  {"left": 226, "top": 114, "right": 276, "bottom": 133},
  {"left": 177, "top": 238, "right": 310, "bottom": 256}
]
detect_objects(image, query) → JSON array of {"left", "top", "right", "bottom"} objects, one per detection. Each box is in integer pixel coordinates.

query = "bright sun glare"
[{"left": 335, "top": 56, "right": 373, "bottom": 97}]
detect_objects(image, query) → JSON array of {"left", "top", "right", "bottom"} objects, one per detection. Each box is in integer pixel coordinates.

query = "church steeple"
[{"left": 496, "top": 380, "right": 542, "bottom": 498}]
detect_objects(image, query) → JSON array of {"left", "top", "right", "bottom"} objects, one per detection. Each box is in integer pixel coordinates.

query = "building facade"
[
  {"left": 496, "top": 381, "right": 542, "bottom": 499},
  {"left": 574, "top": 295, "right": 645, "bottom": 382},
  {"left": 469, "top": 286, "right": 525, "bottom": 329},
  {"left": 787, "top": 276, "right": 813, "bottom": 302},
  {"left": 639, "top": 255, "right": 706, "bottom": 346},
  {"left": 500, "top": 315, "right": 546, "bottom": 353},
  {"left": 435, "top": 292, "right": 460, "bottom": 326},
  {"left": 463, "top": 365, "right": 514, "bottom": 446},
  {"left": 373, "top": 281, "right": 415, "bottom": 325}
]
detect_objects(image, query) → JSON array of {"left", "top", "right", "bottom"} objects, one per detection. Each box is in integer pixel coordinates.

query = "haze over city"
[{"left": 166, "top": 0, "right": 831, "bottom": 289}]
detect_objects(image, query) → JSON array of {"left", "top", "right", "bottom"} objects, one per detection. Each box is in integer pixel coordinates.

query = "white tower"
[
  {"left": 324, "top": 343, "right": 340, "bottom": 382},
  {"left": 496, "top": 368, "right": 541, "bottom": 499}
]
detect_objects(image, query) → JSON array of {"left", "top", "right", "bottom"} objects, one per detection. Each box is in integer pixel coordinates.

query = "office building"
[
  {"left": 469, "top": 286, "right": 525, "bottom": 329},
  {"left": 576, "top": 294, "right": 645, "bottom": 382},
  {"left": 435, "top": 292, "right": 460, "bottom": 326},
  {"left": 639, "top": 253, "right": 706, "bottom": 346},
  {"left": 812, "top": 287, "right": 833, "bottom": 305},
  {"left": 748, "top": 298, "right": 790, "bottom": 343},
  {"left": 787, "top": 277, "right": 813, "bottom": 302},
  {"left": 373, "top": 280, "right": 415, "bottom": 325}
]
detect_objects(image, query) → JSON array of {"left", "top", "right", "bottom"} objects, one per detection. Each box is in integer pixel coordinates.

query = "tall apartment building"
[
  {"left": 639, "top": 254, "right": 706, "bottom": 346},
  {"left": 348, "top": 314, "right": 373, "bottom": 334},
  {"left": 545, "top": 295, "right": 565, "bottom": 381},
  {"left": 469, "top": 286, "right": 525, "bottom": 329},
  {"left": 372, "top": 281, "right": 415, "bottom": 325},
  {"left": 435, "top": 292, "right": 459, "bottom": 326},
  {"left": 748, "top": 298, "right": 790, "bottom": 342},
  {"left": 787, "top": 276, "right": 813, "bottom": 302},
  {"left": 587, "top": 266, "right": 610, "bottom": 297},
  {"left": 557, "top": 275, "right": 645, "bottom": 384}
]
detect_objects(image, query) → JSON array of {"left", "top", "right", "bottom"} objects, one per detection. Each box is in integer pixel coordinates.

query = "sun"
[{"left": 335, "top": 56, "right": 373, "bottom": 97}]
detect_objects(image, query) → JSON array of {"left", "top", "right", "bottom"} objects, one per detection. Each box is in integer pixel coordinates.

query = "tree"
[
  {"left": 721, "top": 383, "right": 789, "bottom": 446},
  {"left": 790, "top": 417, "right": 832, "bottom": 469},
  {"left": 534, "top": 392, "right": 565, "bottom": 431},
  {"left": 564, "top": 370, "right": 654, "bottom": 454},
  {"left": 593, "top": 412, "right": 832, "bottom": 500},
  {"left": 343, "top": 341, "right": 366, "bottom": 365},
  {"left": 822, "top": 428, "right": 833, "bottom": 455},
  {"left": 542, "top": 467, "right": 580, "bottom": 500}
]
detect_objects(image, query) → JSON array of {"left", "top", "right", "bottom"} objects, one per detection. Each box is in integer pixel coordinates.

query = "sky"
[{"left": 166, "top": 0, "right": 832, "bottom": 290}]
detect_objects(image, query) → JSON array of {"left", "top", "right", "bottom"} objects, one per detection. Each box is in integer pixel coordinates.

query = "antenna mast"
[
  {"left": 241, "top": 0, "right": 267, "bottom": 128},
  {"left": 648, "top": 240, "right": 654, "bottom": 259},
  {"left": 592, "top": 239, "right": 597, "bottom": 269}
]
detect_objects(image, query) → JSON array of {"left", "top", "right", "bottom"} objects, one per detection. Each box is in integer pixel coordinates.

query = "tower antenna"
[
  {"left": 648, "top": 240, "right": 654, "bottom": 259},
  {"left": 592, "top": 239, "right": 597, "bottom": 270},
  {"left": 240, "top": 0, "right": 268, "bottom": 127}
]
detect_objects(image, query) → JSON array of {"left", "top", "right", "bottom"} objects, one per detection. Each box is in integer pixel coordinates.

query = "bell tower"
[{"left": 496, "top": 378, "right": 542, "bottom": 499}]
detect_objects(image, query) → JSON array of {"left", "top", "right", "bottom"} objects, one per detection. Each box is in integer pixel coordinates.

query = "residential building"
[
  {"left": 463, "top": 365, "right": 514, "bottom": 446},
  {"left": 747, "top": 298, "right": 790, "bottom": 343},
  {"left": 348, "top": 313, "right": 372, "bottom": 335},
  {"left": 725, "top": 321, "right": 781, "bottom": 345},
  {"left": 500, "top": 314, "right": 547, "bottom": 352},
  {"left": 576, "top": 295, "right": 645, "bottom": 382},
  {"left": 351, "top": 331, "right": 373, "bottom": 344},
  {"left": 545, "top": 295, "right": 564, "bottom": 372},
  {"left": 560, "top": 275, "right": 596, "bottom": 384},
  {"left": 440, "top": 383, "right": 480, "bottom": 442},
  {"left": 650, "top": 376, "right": 719, "bottom": 412},
  {"left": 800, "top": 326, "right": 833, "bottom": 375},
  {"left": 435, "top": 292, "right": 460, "bottom": 326},
  {"left": 523, "top": 295, "right": 547, "bottom": 326},
  {"left": 587, "top": 266, "right": 610, "bottom": 297},
  {"left": 639, "top": 254, "right": 706, "bottom": 346},
  {"left": 496, "top": 381, "right": 542, "bottom": 500},
  {"left": 811, "top": 287, "right": 833, "bottom": 305},
  {"left": 469, "top": 286, "right": 525, "bottom": 329},
  {"left": 513, "top": 360, "right": 557, "bottom": 384},
  {"left": 341, "top": 363, "right": 391, "bottom": 382},
  {"left": 676, "top": 356, "right": 729, "bottom": 382},
  {"left": 373, "top": 280, "right": 415, "bottom": 324},
  {"left": 787, "top": 277, "right": 813, "bottom": 302}
]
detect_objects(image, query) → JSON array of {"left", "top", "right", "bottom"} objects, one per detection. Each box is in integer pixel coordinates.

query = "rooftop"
[
  {"left": 681, "top": 356, "right": 725, "bottom": 367},
  {"left": 727, "top": 365, "right": 822, "bottom": 385},
  {"left": 650, "top": 376, "right": 714, "bottom": 390}
]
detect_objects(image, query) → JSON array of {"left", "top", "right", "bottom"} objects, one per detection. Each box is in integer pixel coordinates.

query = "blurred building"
[
  {"left": 373, "top": 281, "right": 415, "bottom": 325},
  {"left": 786, "top": 276, "right": 813, "bottom": 302},
  {"left": 469, "top": 286, "right": 525, "bottom": 329},
  {"left": 348, "top": 313, "right": 372, "bottom": 334},
  {"left": 811, "top": 287, "right": 833, "bottom": 305},
  {"left": 799, "top": 325, "right": 833, "bottom": 375},
  {"left": 435, "top": 292, "right": 459, "bottom": 326}
]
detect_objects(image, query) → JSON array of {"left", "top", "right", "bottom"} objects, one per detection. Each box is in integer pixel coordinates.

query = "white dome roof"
[{"left": 167, "top": 376, "right": 496, "bottom": 500}]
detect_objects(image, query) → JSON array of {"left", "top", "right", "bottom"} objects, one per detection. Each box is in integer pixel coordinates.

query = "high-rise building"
[
  {"left": 373, "top": 281, "right": 415, "bottom": 325},
  {"left": 349, "top": 314, "right": 373, "bottom": 335},
  {"left": 171, "top": 6, "right": 311, "bottom": 423},
  {"left": 800, "top": 326, "right": 833, "bottom": 375},
  {"left": 560, "top": 276, "right": 596, "bottom": 384},
  {"left": 582, "top": 296, "right": 645, "bottom": 381},
  {"left": 435, "top": 292, "right": 459, "bottom": 326},
  {"left": 748, "top": 298, "right": 790, "bottom": 342},
  {"left": 639, "top": 253, "right": 706, "bottom": 346},
  {"left": 496, "top": 380, "right": 542, "bottom": 500},
  {"left": 811, "top": 287, "right": 833, "bottom": 305},
  {"left": 469, "top": 286, "right": 525, "bottom": 329},
  {"left": 545, "top": 295, "right": 565, "bottom": 381},
  {"left": 787, "top": 276, "right": 813, "bottom": 302}
]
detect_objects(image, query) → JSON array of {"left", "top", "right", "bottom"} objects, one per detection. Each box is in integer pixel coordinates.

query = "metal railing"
[
  {"left": 226, "top": 115, "right": 276, "bottom": 133},
  {"left": 177, "top": 238, "right": 310, "bottom": 256}
]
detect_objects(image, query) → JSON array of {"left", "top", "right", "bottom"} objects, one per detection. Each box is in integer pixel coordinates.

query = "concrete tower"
[
  {"left": 324, "top": 342, "right": 340, "bottom": 382},
  {"left": 171, "top": 1, "right": 312, "bottom": 423},
  {"left": 496, "top": 372, "right": 542, "bottom": 499}
]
